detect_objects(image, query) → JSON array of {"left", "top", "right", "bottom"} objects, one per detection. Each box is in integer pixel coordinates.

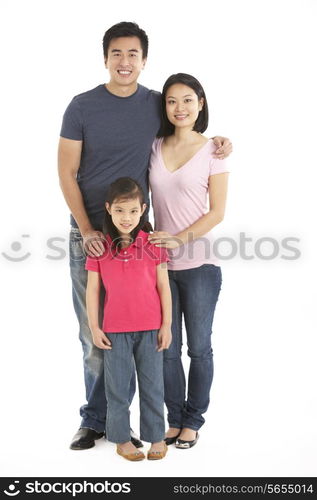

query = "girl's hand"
[
  {"left": 148, "top": 231, "right": 180, "bottom": 249},
  {"left": 91, "top": 328, "right": 112, "bottom": 350},
  {"left": 157, "top": 325, "right": 172, "bottom": 352}
]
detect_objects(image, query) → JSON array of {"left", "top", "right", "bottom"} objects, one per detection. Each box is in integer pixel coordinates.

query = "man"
[{"left": 58, "top": 21, "right": 232, "bottom": 450}]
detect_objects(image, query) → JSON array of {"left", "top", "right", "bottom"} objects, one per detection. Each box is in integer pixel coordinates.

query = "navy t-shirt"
[{"left": 60, "top": 84, "right": 161, "bottom": 230}]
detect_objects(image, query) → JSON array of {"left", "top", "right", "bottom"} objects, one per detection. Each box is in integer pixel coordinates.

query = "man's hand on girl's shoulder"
[{"left": 83, "top": 230, "right": 106, "bottom": 257}]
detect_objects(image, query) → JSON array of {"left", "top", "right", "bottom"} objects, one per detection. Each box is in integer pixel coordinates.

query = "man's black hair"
[{"left": 103, "top": 22, "right": 149, "bottom": 59}]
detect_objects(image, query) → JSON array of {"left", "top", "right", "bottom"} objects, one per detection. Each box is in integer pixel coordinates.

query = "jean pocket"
[{"left": 69, "top": 235, "right": 86, "bottom": 262}]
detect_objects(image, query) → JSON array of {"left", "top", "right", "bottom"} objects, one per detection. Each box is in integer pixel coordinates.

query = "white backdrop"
[{"left": 0, "top": 0, "right": 316, "bottom": 478}]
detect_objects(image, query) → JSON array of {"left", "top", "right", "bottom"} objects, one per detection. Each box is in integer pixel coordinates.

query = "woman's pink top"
[{"left": 149, "top": 137, "right": 229, "bottom": 270}]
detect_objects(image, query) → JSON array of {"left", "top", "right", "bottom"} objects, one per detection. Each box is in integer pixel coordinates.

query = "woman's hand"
[
  {"left": 212, "top": 136, "right": 233, "bottom": 159},
  {"left": 91, "top": 328, "right": 112, "bottom": 350},
  {"left": 148, "top": 231, "right": 180, "bottom": 249},
  {"left": 157, "top": 324, "right": 172, "bottom": 352}
]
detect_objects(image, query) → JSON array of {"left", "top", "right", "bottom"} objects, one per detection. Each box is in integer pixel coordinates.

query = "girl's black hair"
[
  {"left": 102, "top": 177, "right": 152, "bottom": 254},
  {"left": 157, "top": 73, "right": 209, "bottom": 137}
]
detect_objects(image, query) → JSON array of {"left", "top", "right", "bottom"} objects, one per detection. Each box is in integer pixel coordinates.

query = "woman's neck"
[{"left": 169, "top": 128, "right": 202, "bottom": 146}]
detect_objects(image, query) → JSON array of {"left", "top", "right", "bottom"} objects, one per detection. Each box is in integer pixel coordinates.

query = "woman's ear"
[{"left": 199, "top": 97, "right": 204, "bottom": 111}]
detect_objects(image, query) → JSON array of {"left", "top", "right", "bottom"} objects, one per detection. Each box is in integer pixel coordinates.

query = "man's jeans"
[
  {"left": 104, "top": 331, "right": 165, "bottom": 444},
  {"left": 164, "top": 264, "right": 222, "bottom": 431},
  {"left": 69, "top": 228, "right": 136, "bottom": 433}
]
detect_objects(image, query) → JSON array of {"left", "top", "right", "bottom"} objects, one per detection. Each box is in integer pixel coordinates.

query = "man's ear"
[
  {"left": 104, "top": 56, "right": 108, "bottom": 68},
  {"left": 141, "top": 58, "right": 147, "bottom": 70}
]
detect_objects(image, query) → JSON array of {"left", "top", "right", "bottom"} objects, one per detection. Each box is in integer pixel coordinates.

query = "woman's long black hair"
[
  {"left": 102, "top": 177, "right": 152, "bottom": 254},
  {"left": 157, "top": 73, "right": 209, "bottom": 137}
]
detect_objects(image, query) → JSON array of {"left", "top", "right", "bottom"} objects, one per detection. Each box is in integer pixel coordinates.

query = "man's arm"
[{"left": 58, "top": 137, "right": 105, "bottom": 256}]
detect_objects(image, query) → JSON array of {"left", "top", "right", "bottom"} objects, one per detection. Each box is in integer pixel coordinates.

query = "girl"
[
  {"left": 85, "top": 177, "right": 172, "bottom": 461},
  {"left": 149, "top": 73, "right": 229, "bottom": 449}
]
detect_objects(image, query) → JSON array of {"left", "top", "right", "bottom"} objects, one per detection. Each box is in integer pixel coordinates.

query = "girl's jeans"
[
  {"left": 164, "top": 264, "right": 222, "bottom": 431},
  {"left": 104, "top": 330, "right": 165, "bottom": 444}
]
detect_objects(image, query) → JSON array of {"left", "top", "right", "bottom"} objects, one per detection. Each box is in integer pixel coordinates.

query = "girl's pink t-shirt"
[{"left": 149, "top": 137, "right": 229, "bottom": 271}]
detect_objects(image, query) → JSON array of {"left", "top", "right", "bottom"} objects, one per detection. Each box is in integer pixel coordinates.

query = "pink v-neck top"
[{"left": 149, "top": 137, "right": 229, "bottom": 270}]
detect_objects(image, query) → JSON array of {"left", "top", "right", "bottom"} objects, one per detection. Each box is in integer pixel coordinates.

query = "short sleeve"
[
  {"left": 60, "top": 98, "right": 83, "bottom": 141},
  {"left": 85, "top": 255, "right": 101, "bottom": 273},
  {"left": 209, "top": 157, "right": 230, "bottom": 176},
  {"left": 150, "top": 244, "right": 170, "bottom": 265}
]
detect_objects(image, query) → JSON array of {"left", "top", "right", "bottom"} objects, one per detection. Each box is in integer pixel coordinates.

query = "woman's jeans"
[
  {"left": 104, "top": 331, "right": 165, "bottom": 444},
  {"left": 164, "top": 264, "right": 222, "bottom": 431},
  {"left": 69, "top": 228, "right": 135, "bottom": 433}
]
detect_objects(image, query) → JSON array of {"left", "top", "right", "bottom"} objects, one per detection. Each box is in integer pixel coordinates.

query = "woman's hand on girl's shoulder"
[
  {"left": 157, "top": 325, "right": 172, "bottom": 352},
  {"left": 91, "top": 328, "right": 112, "bottom": 350},
  {"left": 148, "top": 231, "right": 180, "bottom": 249}
]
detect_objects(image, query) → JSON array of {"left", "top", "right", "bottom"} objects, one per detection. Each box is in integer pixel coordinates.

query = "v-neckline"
[{"left": 158, "top": 137, "right": 210, "bottom": 174}]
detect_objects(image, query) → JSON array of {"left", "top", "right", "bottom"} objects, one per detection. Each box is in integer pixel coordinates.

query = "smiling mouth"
[
  {"left": 117, "top": 70, "right": 132, "bottom": 76},
  {"left": 174, "top": 114, "right": 189, "bottom": 120},
  {"left": 120, "top": 224, "right": 132, "bottom": 228}
]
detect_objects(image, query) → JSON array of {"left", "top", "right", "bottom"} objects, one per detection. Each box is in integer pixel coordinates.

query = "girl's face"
[
  {"left": 106, "top": 198, "right": 146, "bottom": 237},
  {"left": 165, "top": 83, "right": 203, "bottom": 130}
]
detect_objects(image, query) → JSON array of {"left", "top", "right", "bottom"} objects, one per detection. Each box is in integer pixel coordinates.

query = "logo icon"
[
  {"left": 2, "top": 235, "right": 31, "bottom": 262},
  {"left": 3, "top": 481, "right": 20, "bottom": 496}
]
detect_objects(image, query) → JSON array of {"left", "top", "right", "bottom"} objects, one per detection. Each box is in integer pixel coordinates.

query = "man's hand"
[
  {"left": 212, "top": 136, "right": 233, "bottom": 159},
  {"left": 157, "top": 324, "right": 172, "bottom": 352},
  {"left": 91, "top": 327, "right": 112, "bottom": 350},
  {"left": 148, "top": 231, "right": 180, "bottom": 249},
  {"left": 83, "top": 230, "right": 106, "bottom": 257}
]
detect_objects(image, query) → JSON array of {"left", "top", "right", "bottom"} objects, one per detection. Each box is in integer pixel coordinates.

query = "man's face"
[{"left": 105, "top": 36, "right": 146, "bottom": 89}]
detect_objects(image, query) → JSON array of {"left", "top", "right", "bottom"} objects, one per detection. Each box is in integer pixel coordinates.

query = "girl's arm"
[
  {"left": 86, "top": 270, "right": 112, "bottom": 350},
  {"left": 149, "top": 172, "right": 229, "bottom": 248},
  {"left": 156, "top": 263, "right": 172, "bottom": 352}
]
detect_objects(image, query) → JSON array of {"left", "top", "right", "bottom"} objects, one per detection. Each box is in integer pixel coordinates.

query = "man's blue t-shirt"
[{"left": 60, "top": 84, "right": 161, "bottom": 230}]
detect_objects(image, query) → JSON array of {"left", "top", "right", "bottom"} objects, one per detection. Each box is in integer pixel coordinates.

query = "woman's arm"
[
  {"left": 149, "top": 172, "right": 229, "bottom": 248},
  {"left": 156, "top": 263, "right": 172, "bottom": 352},
  {"left": 86, "top": 270, "right": 112, "bottom": 350}
]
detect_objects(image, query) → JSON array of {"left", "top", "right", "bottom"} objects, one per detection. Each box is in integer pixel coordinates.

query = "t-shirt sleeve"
[
  {"left": 60, "top": 98, "right": 83, "bottom": 141},
  {"left": 209, "top": 157, "right": 230, "bottom": 176},
  {"left": 85, "top": 255, "right": 101, "bottom": 273},
  {"left": 150, "top": 244, "right": 170, "bottom": 265}
]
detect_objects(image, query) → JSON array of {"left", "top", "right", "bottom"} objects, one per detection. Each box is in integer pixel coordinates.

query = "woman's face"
[{"left": 165, "top": 83, "right": 203, "bottom": 130}]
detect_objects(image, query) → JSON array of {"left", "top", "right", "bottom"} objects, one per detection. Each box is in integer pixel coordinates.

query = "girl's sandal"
[
  {"left": 147, "top": 442, "right": 168, "bottom": 460},
  {"left": 117, "top": 445, "right": 145, "bottom": 461}
]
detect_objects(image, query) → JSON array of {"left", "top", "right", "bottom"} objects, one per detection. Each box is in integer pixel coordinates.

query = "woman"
[{"left": 148, "top": 73, "right": 229, "bottom": 448}]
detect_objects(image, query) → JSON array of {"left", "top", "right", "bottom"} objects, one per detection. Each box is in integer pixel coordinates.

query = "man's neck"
[{"left": 105, "top": 82, "right": 138, "bottom": 97}]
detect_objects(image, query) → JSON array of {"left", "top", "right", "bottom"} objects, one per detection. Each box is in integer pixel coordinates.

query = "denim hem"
[
  {"left": 140, "top": 434, "right": 165, "bottom": 443},
  {"left": 167, "top": 421, "right": 183, "bottom": 429},
  {"left": 107, "top": 436, "right": 132, "bottom": 444},
  {"left": 81, "top": 419, "right": 105, "bottom": 434}
]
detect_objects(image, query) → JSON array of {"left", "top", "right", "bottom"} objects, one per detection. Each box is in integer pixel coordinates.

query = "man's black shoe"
[
  {"left": 130, "top": 429, "right": 144, "bottom": 448},
  {"left": 70, "top": 428, "right": 104, "bottom": 450}
]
